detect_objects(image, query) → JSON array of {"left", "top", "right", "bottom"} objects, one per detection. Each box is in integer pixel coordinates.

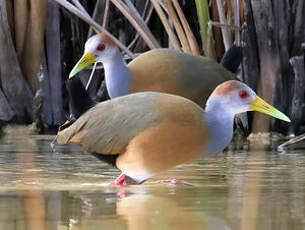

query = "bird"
[
  {"left": 68, "top": 33, "right": 236, "bottom": 106},
  {"left": 57, "top": 80, "right": 290, "bottom": 185}
]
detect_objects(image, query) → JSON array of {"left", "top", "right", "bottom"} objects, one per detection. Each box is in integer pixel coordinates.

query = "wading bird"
[
  {"left": 57, "top": 80, "right": 290, "bottom": 185},
  {"left": 68, "top": 33, "right": 236, "bottom": 106}
]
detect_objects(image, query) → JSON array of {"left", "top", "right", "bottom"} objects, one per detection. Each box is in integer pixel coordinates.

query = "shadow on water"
[{"left": 0, "top": 128, "right": 305, "bottom": 230}]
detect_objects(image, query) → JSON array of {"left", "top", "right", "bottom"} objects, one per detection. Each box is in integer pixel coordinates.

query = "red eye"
[
  {"left": 97, "top": 44, "right": 105, "bottom": 51},
  {"left": 239, "top": 90, "right": 249, "bottom": 99}
]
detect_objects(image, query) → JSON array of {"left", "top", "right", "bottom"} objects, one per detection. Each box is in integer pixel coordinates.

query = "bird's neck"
[
  {"left": 103, "top": 49, "right": 131, "bottom": 98},
  {"left": 203, "top": 96, "right": 235, "bottom": 155}
]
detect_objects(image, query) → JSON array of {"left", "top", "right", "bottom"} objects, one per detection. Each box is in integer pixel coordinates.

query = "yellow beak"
[
  {"left": 69, "top": 51, "right": 96, "bottom": 78},
  {"left": 250, "top": 96, "right": 291, "bottom": 122}
]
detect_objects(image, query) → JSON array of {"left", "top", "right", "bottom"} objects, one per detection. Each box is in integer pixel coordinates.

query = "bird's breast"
[{"left": 116, "top": 96, "right": 211, "bottom": 181}]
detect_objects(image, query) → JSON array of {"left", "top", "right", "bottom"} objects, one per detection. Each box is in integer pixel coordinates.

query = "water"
[{"left": 0, "top": 131, "right": 305, "bottom": 230}]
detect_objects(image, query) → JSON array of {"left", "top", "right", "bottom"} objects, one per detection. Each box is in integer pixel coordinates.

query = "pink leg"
[{"left": 110, "top": 173, "right": 126, "bottom": 186}]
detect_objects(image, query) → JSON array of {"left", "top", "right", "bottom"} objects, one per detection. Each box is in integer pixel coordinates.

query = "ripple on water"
[{"left": 0, "top": 134, "right": 305, "bottom": 229}]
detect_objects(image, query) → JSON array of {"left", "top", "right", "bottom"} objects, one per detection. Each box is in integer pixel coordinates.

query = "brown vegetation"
[{"left": 0, "top": 0, "right": 304, "bottom": 136}]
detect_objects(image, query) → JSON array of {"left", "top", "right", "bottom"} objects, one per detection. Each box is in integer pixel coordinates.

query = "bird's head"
[
  {"left": 206, "top": 80, "right": 291, "bottom": 122},
  {"left": 69, "top": 33, "right": 118, "bottom": 78}
]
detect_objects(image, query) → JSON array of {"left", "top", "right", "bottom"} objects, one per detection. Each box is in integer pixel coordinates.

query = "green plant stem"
[{"left": 194, "top": 0, "right": 216, "bottom": 59}]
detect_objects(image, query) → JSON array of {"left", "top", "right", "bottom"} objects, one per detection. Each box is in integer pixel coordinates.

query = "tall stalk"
[{"left": 194, "top": 0, "right": 216, "bottom": 59}]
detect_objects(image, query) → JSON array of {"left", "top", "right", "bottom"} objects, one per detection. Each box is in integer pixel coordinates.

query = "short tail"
[{"left": 221, "top": 45, "right": 242, "bottom": 74}]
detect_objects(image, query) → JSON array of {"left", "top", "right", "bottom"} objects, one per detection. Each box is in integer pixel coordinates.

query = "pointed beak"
[
  {"left": 250, "top": 96, "right": 291, "bottom": 122},
  {"left": 69, "top": 51, "right": 96, "bottom": 78}
]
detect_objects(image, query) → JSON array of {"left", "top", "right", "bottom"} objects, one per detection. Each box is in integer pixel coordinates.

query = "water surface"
[{"left": 0, "top": 132, "right": 305, "bottom": 230}]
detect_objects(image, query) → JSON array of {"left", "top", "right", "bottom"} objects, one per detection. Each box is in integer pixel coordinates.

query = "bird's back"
[
  {"left": 128, "top": 49, "right": 235, "bottom": 105},
  {"left": 57, "top": 92, "right": 208, "bottom": 155}
]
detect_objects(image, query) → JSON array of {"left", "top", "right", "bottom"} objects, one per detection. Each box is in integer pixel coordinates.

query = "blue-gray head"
[{"left": 205, "top": 80, "right": 290, "bottom": 122}]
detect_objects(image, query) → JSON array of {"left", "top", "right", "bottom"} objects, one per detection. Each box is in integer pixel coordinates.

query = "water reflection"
[
  {"left": 0, "top": 187, "right": 230, "bottom": 230},
  {"left": 115, "top": 188, "right": 230, "bottom": 230},
  {"left": 0, "top": 133, "right": 305, "bottom": 229}
]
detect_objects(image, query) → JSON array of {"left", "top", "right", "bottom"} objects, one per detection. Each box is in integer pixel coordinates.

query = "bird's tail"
[{"left": 66, "top": 77, "right": 95, "bottom": 120}]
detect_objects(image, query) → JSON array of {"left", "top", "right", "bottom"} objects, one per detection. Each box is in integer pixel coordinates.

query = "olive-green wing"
[
  {"left": 173, "top": 50, "right": 236, "bottom": 99},
  {"left": 57, "top": 92, "right": 164, "bottom": 154},
  {"left": 128, "top": 49, "right": 235, "bottom": 105}
]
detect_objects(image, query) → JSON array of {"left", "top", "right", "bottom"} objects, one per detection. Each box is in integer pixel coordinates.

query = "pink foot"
[
  {"left": 117, "top": 190, "right": 127, "bottom": 198},
  {"left": 155, "top": 179, "right": 193, "bottom": 186},
  {"left": 110, "top": 173, "right": 126, "bottom": 186},
  {"left": 159, "top": 179, "right": 179, "bottom": 184}
]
